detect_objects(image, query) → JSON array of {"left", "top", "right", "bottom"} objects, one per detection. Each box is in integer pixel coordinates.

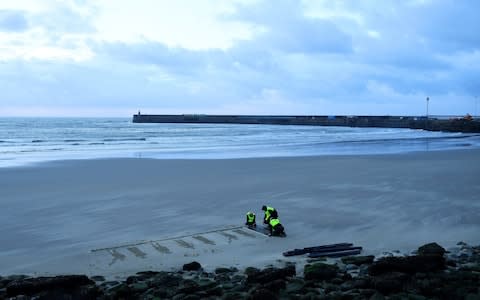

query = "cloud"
[
  {"left": 230, "top": 0, "right": 353, "bottom": 54},
  {"left": 95, "top": 41, "right": 212, "bottom": 76},
  {"left": 0, "top": 10, "right": 28, "bottom": 31},
  {"left": 1, "top": 0, "right": 479, "bottom": 116}
]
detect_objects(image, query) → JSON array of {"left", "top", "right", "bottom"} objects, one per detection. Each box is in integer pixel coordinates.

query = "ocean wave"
[
  {"left": 31, "top": 140, "right": 45, "bottom": 143},
  {"left": 311, "top": 134, "right": 480, "bottom": 146},
  {"left": 102, "top": 138, "right": 147, "bottom": 142}
]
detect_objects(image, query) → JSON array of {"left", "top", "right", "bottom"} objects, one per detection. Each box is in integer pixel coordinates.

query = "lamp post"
[
  {"left": 425, "top": 97, "right": 429, "bottom": 129},
  {"left": 476, "top": 96, "right": 478, "bottom": 118},
  {"left": 426, "top": 97, "right": 429, "bottom": 118}
]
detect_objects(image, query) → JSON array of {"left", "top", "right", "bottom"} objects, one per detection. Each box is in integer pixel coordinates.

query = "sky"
[{"left": 0, "top": 0, "right": 479, "bottom": 117}]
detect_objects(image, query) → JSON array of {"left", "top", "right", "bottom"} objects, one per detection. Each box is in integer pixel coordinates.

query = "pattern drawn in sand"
[
  {"left": 175, "top": 239, "right": 195, "bottom": 249},
  {"left": 192, "top": 235, "right": 216, "bottom": 245},
  {"left": 107, "top": 249, "right": 126, "bottom": 266},
  {"left": 92, "top": 226, "right": 268, "bottom": 266},
  {"left": 127, "top": 247, "right": 147, "bottom": 258},
  {"left": 150, "top": 242, "right": 171, "bottom": 254}
]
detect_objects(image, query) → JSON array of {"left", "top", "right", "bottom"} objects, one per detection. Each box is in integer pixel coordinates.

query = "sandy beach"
[{"left": 1, "top": 149, "right": 479, "bottom": 278}]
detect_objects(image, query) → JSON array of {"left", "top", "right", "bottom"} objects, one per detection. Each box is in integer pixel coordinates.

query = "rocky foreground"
[{"left": 1, "top": 242, "right": 479, "bottom": 300}]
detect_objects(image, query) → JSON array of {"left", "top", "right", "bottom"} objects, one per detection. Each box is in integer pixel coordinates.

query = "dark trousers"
[{"left": 270, "top": 224, "right": 284, "bottom": 236}]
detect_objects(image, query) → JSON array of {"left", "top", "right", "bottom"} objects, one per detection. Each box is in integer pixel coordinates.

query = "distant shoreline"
[{"left": 133, "top": 114, "right": 480, "bottom": 133}]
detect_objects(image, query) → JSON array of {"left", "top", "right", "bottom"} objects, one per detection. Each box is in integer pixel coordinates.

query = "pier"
[{"left": 132, "top": 114, "right": 480, "bottom": 133}]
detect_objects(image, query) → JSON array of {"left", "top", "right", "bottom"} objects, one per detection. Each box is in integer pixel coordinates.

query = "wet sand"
[{"left": 1, "top": 149, "right": 479, "bottom": 278}]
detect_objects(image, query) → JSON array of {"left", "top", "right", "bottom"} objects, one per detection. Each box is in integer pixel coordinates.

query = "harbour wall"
[{"left": 132, "top": 114, "right": 480, "bottom": 133}]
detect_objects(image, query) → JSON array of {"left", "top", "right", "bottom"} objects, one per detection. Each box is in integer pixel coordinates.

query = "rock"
[
  {"left": 231, "top": 274, "right": 245, "bottom": 283},
  {"left": 352, "top": 276, "right": 373, "bottom": 289},
  {"left": 372, "top": 272, "right": 408, "bottom": 295},
  {"left": 136, "top": 271, "right": 160, "bottom": 281},
  {"left": 359, "top": 288, "right": 377, "bottom": 297},
  {"left": 340, "top": 280, "right": 356, "bottom": 291},
  {"left": 90, "top": 275, "right": 105, "bottom": 282},
  {"left": 126, "top": 275, "right": 140, "bottom": 284},
  {"left": 150, "top": 272, "right": 182, "bottom": 288},
  {"left": 368, "top": 255, "right": 445, "bottom": 275},
  {"left": 327, "top": 291, "right": 352, "bottom": 300},
  {"left": 248, "top": 288, "right": 277, "bottom": 300},
  {"left": 342, "top": 255, "right": 375, "bottom": 266},
  {"left": 244, "top": 267, "right": 260, "bottom": 277},
  {"left": 230, "top": 284, "right": 250, "bottom": 293},
  {"left": 369, "top": 291, "right": 386, "bottom": 300},
  {"left": 215, "top": 267, "right": 234, "bottom": 274},
  {"left": 197, "top": 278, "right": 217, "bottom": 291},
  {"left": 306, "top": 257, "right": 327, "bottom": 263},
  {"left": 446, "top": 258, "right": 457, "bottom": 267},
  {"left": 109, "top": 283, "right": 132, "bottom": 299},
  {"left": 220, "top": 282, "right": 235, "bottom": 290},
  {"left": 460, "top": 262, "right": 480, "bottom": 272},
  {"left": 223, "top": 291, "right": 247, "bottom": 300},
  {"left": 323, "top": 282, "right": 340, "bottom": 293},
  {"left": 1, "top": 275, "right": 28, "bottom": 288},
  {"left": 417, "top": 243, "right": 446, "bottom": 257},
  {"left": 214, "top": 273, "right": 231, "bottom": 283},
  {"left": 342, "top": 290, "right": 362, "bottom": 299},
  {"left": 246, "top": 265, "right": 295, "bottom": 285},
  {"left": 172, "top": 293, "right": 187, "bottom": 300},
  {"left": 465, "top": 294, "right": 480, "bottom": 300},
  {"left": 300, "top": 291, "right": 322, "bottom": 299},
  {"left": 204, "top": 286, "right": 224, "bottom": 297},
  {"left": 6, "top": 275, "right": 95, "bottom": 297},
  {"left": 395, "top": 293, "right": 428, "bottom": 300},
  {"left": 341, "top": 272, "right": 353, "bottom": 281},
  {"left": 285, "top": 278, "right": 305, "bottom": 294},
  {"left": 130, "top": 281, "right": 148, "bottom": 293},
  {"left": 262, "top": 279, "right": 286, "bottom": 294},
  {"left": 152, "top": 286, "right": 177, "bottom": 298},
  {"left": 184, "top": 295, "right": 202, "bottom": 300},
  {"left": 178, "top": 279, "right": 200, "bottom": 293},
  {"left": 344, "top": 264, "right": 358, "bottom": 272},
  {"left": 183, "top": 261, "right": 202, "bottom": 271},
  {"left": 331, "top": 277, "right": 345, "bottom": 285},
  {"left": 304, "top": 262, "right": 339, "bottom": 281},
  {"left": 6, "top": 275, "right": 29, "bottom": 281}
]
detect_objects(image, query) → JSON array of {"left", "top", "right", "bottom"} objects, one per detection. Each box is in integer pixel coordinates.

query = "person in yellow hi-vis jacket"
[
  {"left": 245, "top": 211, "right": 256, "bottom": 228},
  {"left": 261, "top": 205, "right": 278, "bottom": 224},
  {"left": 268, "top": 217, "right": 285, "bottom": 236}
]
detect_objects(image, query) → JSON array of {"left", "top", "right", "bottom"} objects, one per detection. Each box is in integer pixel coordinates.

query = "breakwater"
[{"left": 132, "top": 114, "right": 480, "bottom": 133}]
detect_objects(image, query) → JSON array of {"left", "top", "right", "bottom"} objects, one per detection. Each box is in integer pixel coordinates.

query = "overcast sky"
[{"left": 1, "top": 0, "right": 479, "bottom": 117}]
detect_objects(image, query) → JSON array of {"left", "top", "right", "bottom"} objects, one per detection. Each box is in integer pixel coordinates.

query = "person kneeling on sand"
[
  {"left": 245, "top": 211, "right": 256, "bottom": 228},
  {"left": 268, "top": 217, "right": 285, "bottom": 236},
  {"left": 262, "top": 205, "right": 278, "bottom": 224}
]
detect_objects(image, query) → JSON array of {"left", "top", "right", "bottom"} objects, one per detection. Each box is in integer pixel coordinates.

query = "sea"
[{"left": 1, "top": 117, "right": 480, "bottom": 167}]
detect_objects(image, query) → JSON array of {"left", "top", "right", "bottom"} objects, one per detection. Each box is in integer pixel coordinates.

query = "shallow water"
[{"left": 1, "top": 117, "right": 480, "bottom": 167}]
